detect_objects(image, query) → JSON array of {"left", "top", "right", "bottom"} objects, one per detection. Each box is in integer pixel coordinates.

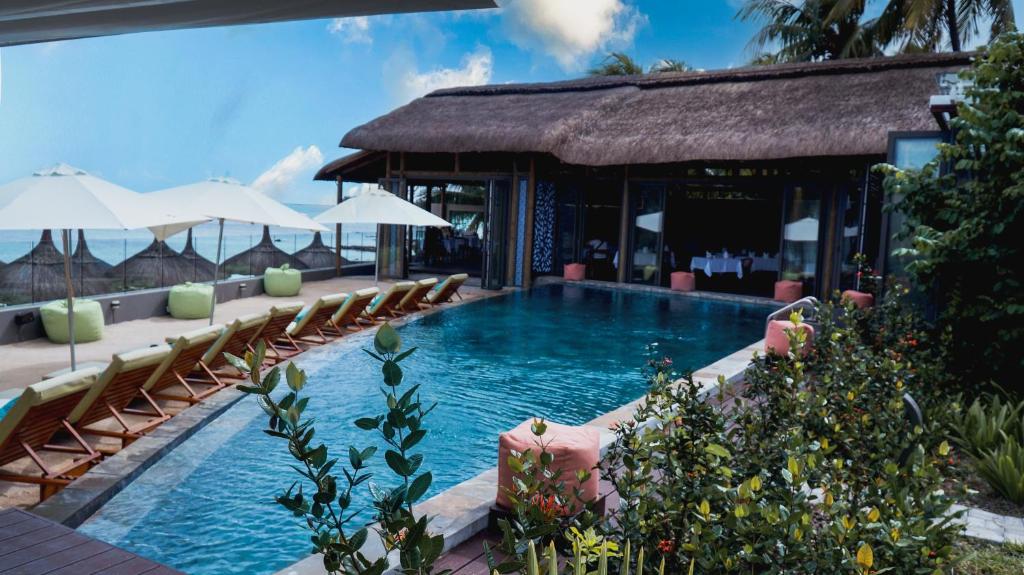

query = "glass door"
[
  {"left": 630, "top": 183, "right": 665, "bottom": 285},
  {"left": 482, "top": 179, "right": 510, "bottom": 290},
  {"left": 780, "top": 184, "right": 822, "bottom": 297}
]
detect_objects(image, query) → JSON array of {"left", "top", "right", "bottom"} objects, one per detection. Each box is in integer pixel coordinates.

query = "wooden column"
[{"left": 616, "top": 166, "right": 630, "bottom": 284}]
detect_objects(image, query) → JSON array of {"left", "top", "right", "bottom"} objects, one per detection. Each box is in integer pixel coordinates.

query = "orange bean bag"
[
  {"left": 670, "top": 271, "right": 695, "bottom": 292},
  {"left": 497, "top": 419, "right": 599, "bottom": 510},
  {"left": 764, "top": 319, "right": 815, "bottom": 356},
  {"left": 774, "top": 280, "right": 803, "bottom": 303},
  {"left": 841, "top": 290, "right": 874, "bottom": 309},
  {"left": 563, "top": 263, "right": 586, "bottom": 281}
]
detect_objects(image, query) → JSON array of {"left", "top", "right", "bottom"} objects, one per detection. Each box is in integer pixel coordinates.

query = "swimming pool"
[{"left": 79, "top": 284, "right": 772, "bottom": 574}]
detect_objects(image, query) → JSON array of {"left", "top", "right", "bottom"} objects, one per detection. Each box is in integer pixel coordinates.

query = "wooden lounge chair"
[
  {"left": 192, "top": 312, "right": 270, "bottom": 385},
  {"left": 0, "top": 369, "right": 104, "bottom": 501},
  {"left": 145, "top": 325, "right": 226, "bottom": 404},
  {"left": 249, "top": 302, "right": 305, "bottom": 365},
  {"left": 68, "top": 346, "right": 173, "bottom": 451},
  {"left": 324, "top": 287, "right": 378, "bottom": 335},
  {"left": 426, "top": 273, "right": 469, "bottom": 305},
  {"left": 398, "top": 278, "right": 438, "bottom": 313},
  {"left": 364, "top": 281, "right": 416, "bottom": 321},
  {"left": 286, "top": 294, "right": 348, "bottom": 345}
]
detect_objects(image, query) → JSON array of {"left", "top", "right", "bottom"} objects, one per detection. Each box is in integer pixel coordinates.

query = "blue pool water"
[{"left": 79, "top": 284, "right": 772, "bottom": 575}]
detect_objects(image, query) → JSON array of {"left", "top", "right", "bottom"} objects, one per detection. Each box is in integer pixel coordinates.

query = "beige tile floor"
[
  {"left": 0, "top": 274, "right": 486, "bottom": 510},
  {"left": 0, "top": 275, "right": 481, "bottom": 392}
]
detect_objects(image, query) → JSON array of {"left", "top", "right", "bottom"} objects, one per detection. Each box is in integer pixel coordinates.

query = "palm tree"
[
  {"left": 588, "top": 52, "right": 646, "bottom": 76},
  {"left": 840, "top": 0, "right": 1016, "bottom": 52},
  {"left": 738, "top": 0, "right": 882, "bottom": 62},
  {"left": 650, "top": 58, "right": 691, "bottom": 73}
]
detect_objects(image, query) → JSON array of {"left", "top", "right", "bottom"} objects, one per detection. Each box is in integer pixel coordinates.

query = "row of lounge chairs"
[{"left": 0, "top": 274, "right": 468, "bottom": 501}]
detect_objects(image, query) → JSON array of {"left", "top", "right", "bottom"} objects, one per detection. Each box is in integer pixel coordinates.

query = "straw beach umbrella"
[
  {"left": 148, "top": 177, "right": 325, "bottom": 323},
  {"left": 315, "top": 186, "right": 451, "bottom": 282},
  {"left": 294, "top": 231, "right": 344, "bottom": 270},
  {"left": 0, "top": 230, "right": 67, "bottom": 304},
  {"left": 70, "top": 230, "right": 114, "bottom": 296},
  {"left": 179, "top": 229, "right": 217, "bottom": 282},
  {"left": 0, "top": 164, "right": 207, "bottom": 369},
  {"left": 222, "top": 225, "right": 307, "bottom": 277},
  {"left": 107, "top": 238, "right": 199, "bottom": 289}
]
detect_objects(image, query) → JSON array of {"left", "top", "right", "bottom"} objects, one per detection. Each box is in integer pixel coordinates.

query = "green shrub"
[
  {"left": 974, "top": 436, "right": 1024, "bottom": 505},
  {"left": 233, "top": 324, "right": 444, "bottom": 575},
  {"left": 950, "top": 395, "right": 1024, "bottom": 458},
  {"left": 877, "top": 32, "right": 1024, "bottom": 391}
]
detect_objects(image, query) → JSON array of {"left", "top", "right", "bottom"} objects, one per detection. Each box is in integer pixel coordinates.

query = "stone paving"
[{"left": 952, "top": 503, "right": 1024, "bottom": 544}]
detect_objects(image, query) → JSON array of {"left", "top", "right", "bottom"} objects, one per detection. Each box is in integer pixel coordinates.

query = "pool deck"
[
  {"left": 0, "top": 507, "right": 183, "bottom": 574},
  {"left": 0, "top": 275, "right": 474, "bottom": 391}
]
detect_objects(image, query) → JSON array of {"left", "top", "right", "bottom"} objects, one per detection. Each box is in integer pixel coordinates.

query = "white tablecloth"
[{"left": 690, "top": 256, "right": 780, "bottom": 278}]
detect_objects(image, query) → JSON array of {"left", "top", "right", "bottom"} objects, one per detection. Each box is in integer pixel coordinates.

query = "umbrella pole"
[
  {"left": 209, "top": 218, "right": 225, "bottom": 326},
  {"left": 374, "top": 223, "right": 381, "bottom": 284},
  {"left": 61, "top": 229, "right": 77, "bottom": 370}
]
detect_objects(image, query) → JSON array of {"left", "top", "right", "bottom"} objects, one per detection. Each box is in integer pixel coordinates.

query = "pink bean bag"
[
  {"left": 670, "top": 271, "right": 695, "bottom": 292},
  {"left": 497, "top": 419, "right": 599, "bottom": 510},
  {"left": 774, "top": 280, "right": 803, "bottom": 303},
  {"left": 563, "top": 263, "right": 586, "bottom": 281},
  {"left": 764, "top": 320, "right": 815, "bottom": 356},
  {"left": 841, "top": 290, "right": 874, "bottom": 309}
]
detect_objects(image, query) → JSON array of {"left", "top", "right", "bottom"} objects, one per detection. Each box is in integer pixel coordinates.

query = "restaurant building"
[{"left": 316, "top": 52, "right": 969, "bottom": 298}]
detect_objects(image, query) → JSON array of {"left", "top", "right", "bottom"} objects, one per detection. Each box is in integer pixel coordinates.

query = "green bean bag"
[
  {"left": 168, "top": 282, "right": 215, "bottom": 319},
  {"left": 264, "top": 264, "right": 302, "bottom": 297},
  {"left": 39, "top": 299, "right": 104, "bottom": 344}
]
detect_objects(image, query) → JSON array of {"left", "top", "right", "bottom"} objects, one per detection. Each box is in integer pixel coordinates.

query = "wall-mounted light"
[{"left": 110, "top": 300, "right": 121, "bottom": 323}]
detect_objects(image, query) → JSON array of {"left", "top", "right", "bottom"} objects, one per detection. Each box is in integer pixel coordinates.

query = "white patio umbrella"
[
  {"left": 0, "top": 163, "right": 208, "bottom": 369},
  {"left": 147, "top": 177, "right": 327, "bottom": 324},
  {"left": 314, "top": 187, "right": 452, "bottom": 282}
]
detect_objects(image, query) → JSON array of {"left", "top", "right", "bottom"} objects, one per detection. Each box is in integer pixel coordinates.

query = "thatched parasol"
[
  {"left": 179, "top": 228, "right": 217, "bottom": 282},
  {"left": 70, "top": 230, "right": 115, "bottom": 296},
  {"left": 107, "top": 238, "right": 202, "bottom": 289},
  {"left": 294, "top": 232, "right": 346, "bottom": 270},
  {"left": 222, "top": 225, "right": 307, "bottom": 278},
  {"left": 0, "top": 230, "right": 67, "bottom": 304}
]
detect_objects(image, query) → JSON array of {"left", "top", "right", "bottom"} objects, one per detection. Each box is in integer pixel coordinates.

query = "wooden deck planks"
[{"left": 0, "top": 508, "right": 183, "bottom": 575}]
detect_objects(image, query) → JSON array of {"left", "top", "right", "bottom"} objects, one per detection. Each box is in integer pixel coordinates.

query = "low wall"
[{"left": 0, "top": 264, "right": 374, "bottom": 345}]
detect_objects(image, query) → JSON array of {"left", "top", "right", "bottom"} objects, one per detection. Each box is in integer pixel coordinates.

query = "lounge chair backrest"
[
  {"left": 331, "top": 288, "right": 378, "bottom": 326},
  {"left": 144, "top": 325, "right": 224, "bottom": 393},
  {"left": 399, "top": 278, "right": 438, "bottom": 311},
  {"left": 0, "top": 368, "right": 101, "bottom": 467},
  {"left": 255, "top": 302, "right": 304, "bottom": 344},
  {"left": 203, "top": 312, "right": 269, "bottom": 370},
  {"left": 428, "top": 273, "right": 469, "bottom": 304},
  {"left": 289, "top": 293, "right": 347, "bottom": 338},
  {"left": 69, "top": 345, "right": 170, "bottom": 428},
  {"left": 368, "top": 282, "right": 415, "bottom": 316}
]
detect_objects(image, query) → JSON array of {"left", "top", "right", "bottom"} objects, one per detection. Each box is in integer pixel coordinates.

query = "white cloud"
[
  {"left": 391, "top": 46, "right": 493, "bottom": 103},
  {"left": 251, "top": 145, "right": 325, "bottom": 200},
  {"left": 327, "top": 16, "right": 373, "bottom": 44},
  {"left": 499, "top": 0, "right": 647, "bottom": 71}
]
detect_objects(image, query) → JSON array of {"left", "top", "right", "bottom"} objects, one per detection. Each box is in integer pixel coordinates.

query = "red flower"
[{"left": 657, "top": 539, "right": 676, "bottom": 554}]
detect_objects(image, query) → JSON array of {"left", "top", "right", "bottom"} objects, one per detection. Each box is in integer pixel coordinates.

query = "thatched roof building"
[
  {"left": 294, "top": 232, "right": 346, "bottom": 269},
  {"left": 328, "top": 52, "right": 970, "bottom": 174},
  {"left": 222, "top": 226, "right": 307, "bottom": 278},
  {"left": 70, "top": 230, "right": 115, "bottom": 296},
  {"left": 107, "top": 238, "right": 202, "bottom": 290}
]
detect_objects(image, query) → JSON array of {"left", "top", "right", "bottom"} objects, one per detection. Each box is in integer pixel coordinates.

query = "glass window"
[
  {"left": 781, "top": 185, "right": 821, "bottom": 296},
  {"left": 631, "top": 184, "right": 664, "bottom": 285}
]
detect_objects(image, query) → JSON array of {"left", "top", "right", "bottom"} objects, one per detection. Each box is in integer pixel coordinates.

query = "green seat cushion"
[
  {"left": 167, "top": 282, "right": 215, "bottom": 319},
  {"left": 264, "top": 265, "right": 302, "bottom": 297},
  {"left": 39, "top": 299, "right": 104, "bottom": 344}
]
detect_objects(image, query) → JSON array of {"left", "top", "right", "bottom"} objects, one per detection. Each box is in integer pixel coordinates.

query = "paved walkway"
[
  {"left": 0, "top": 507, "right": 183, "bottom": 574},
  {"left": 0, "top": 275, "right": 478, "bottom": 391}
]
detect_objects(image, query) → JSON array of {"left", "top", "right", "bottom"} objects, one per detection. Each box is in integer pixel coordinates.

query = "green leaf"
[
  {"left": 402, "top": 429, "right": 426, "bottom": 451},
  {"left": 374, "top": 322, "right": 402, "bottom": 354},
  {"left": 382, "top": 360, "right": 403, "bottom": 387},
  {"left": 354, "top": 417, "right": 380, "bottom": 430},
  {"left": 705, "top": 443, "right": 732, "bottom": 459},
  {"left": 407, "top": 472, "right": 432, "bottom": 502},
  {"left": 394, "top": 346, "right": 418, "bottom": 363},
  {"left": 385, "top": 450, "right": 411, "bottom": 476},
  {"left": 286, "top": 362, "right": 305, "bottom": 392},
  {"left": 224, "top": 352, "right": 250, "bottom": 374}
]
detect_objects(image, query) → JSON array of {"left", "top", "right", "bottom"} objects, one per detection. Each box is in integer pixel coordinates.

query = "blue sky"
[{"left": 0, "top": 0, "right": 1020, "bottom": 205}]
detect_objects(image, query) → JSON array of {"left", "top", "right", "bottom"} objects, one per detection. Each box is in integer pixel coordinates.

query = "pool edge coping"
[{"left": 274, "top": 336, "right": 767, "bottom": 575}]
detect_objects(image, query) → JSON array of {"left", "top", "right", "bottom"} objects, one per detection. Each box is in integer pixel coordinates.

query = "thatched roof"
[
  {"left": 107, "top": 238, "right": 203, "bottom": 290},
  {"left": 294, "top": 232, "right": 347, "bottom": 269},
  {"left": 70, "top": 230, "right": 115, "bottom": 296},
  {"left": 179, "top": 229, "right": 217, "bottom": 282},
  {"left": 222, "top": 226, "right": 307, "bottom": 278},
  {"left": 337, "top": 52, "right": 971, "bottom": 167},
  {"left": 0, "top": 230, "right": 68, "bottom": 303}
]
